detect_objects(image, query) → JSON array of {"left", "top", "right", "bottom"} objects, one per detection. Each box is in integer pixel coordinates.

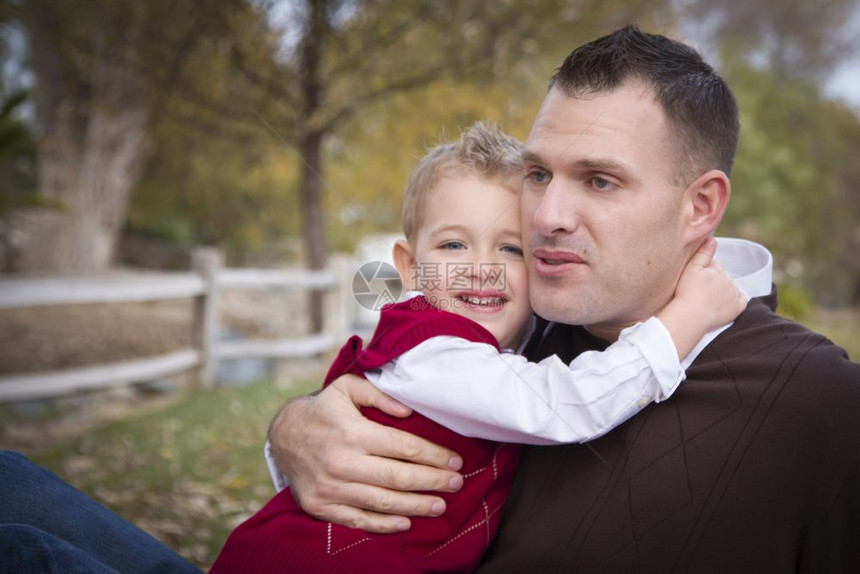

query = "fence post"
[
  {"left": 327, "top": 254, "right": 352, "bottom": 346},
  {"left": 191, "top": 247, "right": 223, "bottom": 389}
]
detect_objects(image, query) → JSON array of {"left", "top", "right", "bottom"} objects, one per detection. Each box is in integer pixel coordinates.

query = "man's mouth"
[
  {"left": 532, "top": 248, "right": 586, "bottom": 275},
  {"left": 532, "top": 248, "right": 585, "bottom": 264}
]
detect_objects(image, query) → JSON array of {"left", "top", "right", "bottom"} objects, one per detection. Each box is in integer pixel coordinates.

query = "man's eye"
[
  {"left": 590, "top": 176, "right": 615, "bottom": 191},
  {"left": 441, "top": 241, "right": 466, "bottom": 250},
  {"left": 527, "top": 168, "right": 551, "bottom": 184}
]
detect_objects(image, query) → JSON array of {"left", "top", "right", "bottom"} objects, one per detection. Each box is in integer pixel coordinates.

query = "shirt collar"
[
  {"left": 714, "top": 237, "right": 773, "bottom": 299},
  {"left": 682, "top": 237, "right": 773, "bottom": 368}
]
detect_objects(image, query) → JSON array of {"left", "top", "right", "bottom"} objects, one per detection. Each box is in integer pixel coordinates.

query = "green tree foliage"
[
  {"left": 124, "top": 4, "right": 300, "bottom": 265},
  {"left": 128, "top": 126, "right": 302, "bottom": 265},
  {"left": 0, "top": 13, "right": 35, "bottom": 215},
  {"left": 285, "top": 0, "right": 678, "bottom": 249},
  {"left": 719, "top": 59, "right": 860, "bottom": 305},
  {"left": 679, "top": 0, "right": 860, "bottom": 306},
  {"left": 323, "top": 79, "right": 545, "bottom": 252},
  {"left": 0, "top": 87, "right": 37, "bottom": 270},
  {"left": 0, "top": 89, "right": 35, "bottom": 214},
  {"left": 683, "top": 0, "right": 859, "bottom": 79}
]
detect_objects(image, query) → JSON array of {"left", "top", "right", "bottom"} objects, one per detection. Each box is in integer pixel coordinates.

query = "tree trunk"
[
  {"left": 13, "top": 100, "right": 80, "bottom": 272},
  {"left": 16, "top": 4, "right": 152, "bottom": 273},
  {"left": 16, "top": 92, "right": 151, "bottom": 274},
  {"left": 299, "top": 129, "right": 328, "bottom": 333},
  {"left": 298, "top": 0, "right": 330, "bottom": 333}
]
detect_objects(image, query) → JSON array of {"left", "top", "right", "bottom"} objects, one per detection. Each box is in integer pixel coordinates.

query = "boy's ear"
[
  {"left": 392, "top": 239, "right": 417, "bottom": 289},
  {"left": 681, "top": 169, "right": 731, "bottom": 246}
]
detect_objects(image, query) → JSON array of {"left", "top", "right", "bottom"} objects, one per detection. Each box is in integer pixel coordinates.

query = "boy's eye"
[
  {"left": 440, "top": 241, "right": 466, "bottom": 250},
  {"left": 501, "top": 245, "right": 524, "bottom": 256}
]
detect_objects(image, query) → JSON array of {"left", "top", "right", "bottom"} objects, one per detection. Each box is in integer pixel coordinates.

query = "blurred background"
[
  {"left": 0, "top": 0, "right": 858, "bottom": 568},
  {"left": 2, "top": 0, "right": 859, "bottom": 302}
]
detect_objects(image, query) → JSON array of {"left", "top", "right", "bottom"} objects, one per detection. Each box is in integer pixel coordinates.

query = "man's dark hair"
[{"left": 550, "top": 25, "right": 739, "bottom": 182}]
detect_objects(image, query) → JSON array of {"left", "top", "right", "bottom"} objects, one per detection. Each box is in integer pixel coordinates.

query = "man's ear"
[
  {"left": 392, "top": 239, "right": 417, "bottom": 290},
  {"left": 681, "top": 169, "right": 731, "bottom": 245}
]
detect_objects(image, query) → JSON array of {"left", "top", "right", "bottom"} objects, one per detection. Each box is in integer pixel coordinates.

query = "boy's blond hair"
[{"left": 401, "top": 122, "right": 524, "bottom": 242}]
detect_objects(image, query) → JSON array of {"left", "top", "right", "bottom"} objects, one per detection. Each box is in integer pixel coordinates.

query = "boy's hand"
[
  {"left": 268, "top": 374, "right": 464, "bottom": 533},
  {"left": 659, "top": 238, "right": 747, "bottom": 359},
  {"left": 675, "top": 237, "right": 748, "bottom": 329}
]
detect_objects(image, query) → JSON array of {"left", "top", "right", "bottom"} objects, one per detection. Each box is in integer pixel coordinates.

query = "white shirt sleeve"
[
  {"left": 264, "top": 439, "right": 289, "bottom": 492},
  {"left": 365, "top": 317, "right": 684, "bottom": 446}
]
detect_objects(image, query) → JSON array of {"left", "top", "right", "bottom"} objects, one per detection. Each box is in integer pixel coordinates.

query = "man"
[
  {"left": 1, "top": 25, "right": 857, "bottom": 574},
  {"left": 269, "top": 25, "right": 860, "bottom": 572}
]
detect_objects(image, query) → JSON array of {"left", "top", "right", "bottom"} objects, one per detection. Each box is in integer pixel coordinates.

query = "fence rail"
[
  {"left": 0, "top": 273, "right": 205, "bottom": 308},
  {"left": 0, "top": 349, "right": 201, "bottom": 403},
  {"left": 0, "top": 248, "right": 351, "bottom": 402}
]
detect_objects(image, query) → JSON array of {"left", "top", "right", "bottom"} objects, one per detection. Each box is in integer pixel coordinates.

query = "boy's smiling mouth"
[{"left": 453, "top": 290, "right": 509, "bottom": 311}]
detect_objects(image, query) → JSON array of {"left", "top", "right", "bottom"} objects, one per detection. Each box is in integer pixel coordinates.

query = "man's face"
[{"left": 521, "top": 81, "right": 690, "bottom": 340}]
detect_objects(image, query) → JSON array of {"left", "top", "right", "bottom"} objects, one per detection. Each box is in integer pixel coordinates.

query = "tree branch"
[{"left": 322, "top": 64, "right": 450, "bottom": 133}]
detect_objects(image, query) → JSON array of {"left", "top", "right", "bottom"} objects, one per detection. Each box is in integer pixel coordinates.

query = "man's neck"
[
  {"left": 580, "top": 238, "right": 774, "bottom": 344},
  {"left": 581, "top": 323, "right": 626, "bottom": 344}
]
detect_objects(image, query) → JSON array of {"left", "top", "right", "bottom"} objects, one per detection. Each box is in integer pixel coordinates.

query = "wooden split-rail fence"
[{"left": 0, "top": 248, "right": 354, "bottom": 403}]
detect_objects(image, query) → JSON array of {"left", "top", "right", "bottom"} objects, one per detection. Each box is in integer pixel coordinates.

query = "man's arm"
[{"left": 267, "top": 375, "right": 465, "bottom": 533}]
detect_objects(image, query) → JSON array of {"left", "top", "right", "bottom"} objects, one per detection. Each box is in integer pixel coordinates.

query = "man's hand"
[{"left": 268, "top": 374, "right": 465, "bottom": 533}]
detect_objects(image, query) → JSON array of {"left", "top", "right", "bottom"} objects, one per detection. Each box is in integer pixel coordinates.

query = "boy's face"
[{"left": 394, "top": 174, "right": 532, "bottom": 350}]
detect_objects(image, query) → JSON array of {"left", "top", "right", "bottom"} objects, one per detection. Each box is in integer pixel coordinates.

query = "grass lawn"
[
  {"left": 1, "top": 308, "right": 857, "bottom": 570},
  {"left": 7, "top": 378, "right": 319, "bottom": 570}
]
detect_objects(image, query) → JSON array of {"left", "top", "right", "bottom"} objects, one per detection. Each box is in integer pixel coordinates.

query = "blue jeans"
[{"left": 0, "top": 451, "right": 201, "bottom": 574}]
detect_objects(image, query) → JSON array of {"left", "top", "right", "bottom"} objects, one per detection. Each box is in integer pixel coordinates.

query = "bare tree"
[
  {"left": 235, "top": 0, "right": 656, "bottom": 330},
  {"left": 9, "top": 0, "right": 244, "bottom": 272}
]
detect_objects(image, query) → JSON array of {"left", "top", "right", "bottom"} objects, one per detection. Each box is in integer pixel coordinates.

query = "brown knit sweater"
[{"left": 479, "top": 291, "right": 860, "bottom": 573}]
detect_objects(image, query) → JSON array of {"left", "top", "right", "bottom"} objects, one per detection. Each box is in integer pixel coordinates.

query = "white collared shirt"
[
  {"left": 264, "top": 237, "right": 774, "bottom": 490},
  {"left": 366, "top": 313, "right": 683, "bottom": 445},
  {"left": 366, "top": 237, "right": 773, "bottom": 444}
]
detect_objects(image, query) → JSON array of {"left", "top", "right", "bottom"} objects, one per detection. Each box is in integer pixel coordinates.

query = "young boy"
[{"left": 211, "top": 123, "right": 745, "bottom": 573}]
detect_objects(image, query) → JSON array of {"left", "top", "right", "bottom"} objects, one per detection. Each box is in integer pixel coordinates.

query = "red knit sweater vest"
[{"left": 211, "top": 296, "right": 522, "bottom": 573}]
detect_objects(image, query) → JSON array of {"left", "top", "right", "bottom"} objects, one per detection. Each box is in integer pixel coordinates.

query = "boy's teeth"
[{"left": 463, "top": 297, "right": 503, "bottom": 306}]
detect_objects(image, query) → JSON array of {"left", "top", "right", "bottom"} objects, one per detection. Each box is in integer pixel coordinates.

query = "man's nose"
[{"left": 531, "top": 181, "right": 577, "bottom": 236}]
